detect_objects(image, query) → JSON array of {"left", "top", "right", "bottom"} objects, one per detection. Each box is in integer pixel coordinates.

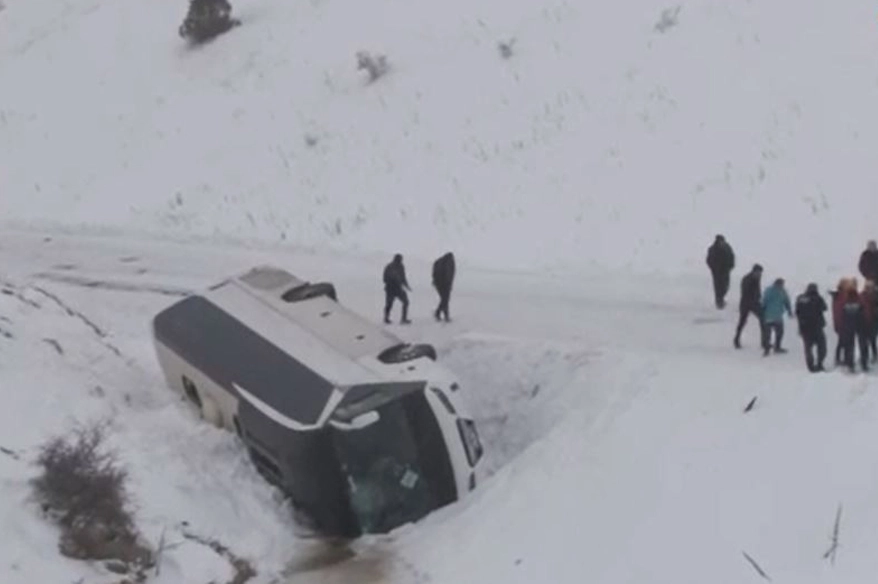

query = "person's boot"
[
  {"left": 734, "top": 336, "right": 741, "bottom": 349},
  {"left": 401, "top": 305, "right": 411, "bottom": 324}
]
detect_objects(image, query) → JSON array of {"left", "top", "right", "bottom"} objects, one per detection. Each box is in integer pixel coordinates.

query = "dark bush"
[
  {"left": 356, "top": 51, "right": 389, "bottom": 83},
  {"left": 31, "top": 423, "right": 152, "bottom": 570}
]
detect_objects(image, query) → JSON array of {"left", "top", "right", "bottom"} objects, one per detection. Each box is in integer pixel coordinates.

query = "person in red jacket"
[
  {"left": 829, "top": 278, "right": 854, "bottom": 364},
  {"left": 861, "top": 280, "right": 878, "bottom": 363}
]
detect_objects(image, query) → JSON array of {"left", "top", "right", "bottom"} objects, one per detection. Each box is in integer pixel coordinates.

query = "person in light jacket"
[{"left": 761, "top": 277, "right": 792, "bottom": 356}]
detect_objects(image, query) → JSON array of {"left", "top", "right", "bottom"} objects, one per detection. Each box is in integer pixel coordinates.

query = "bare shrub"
[
  {"left": 31, "top": 423, "right": 152, "bottom": 573},
  {"left": 654, "top": 6, "right": 681, "bottom": 33},
  {"left": 356, "top": 51, "right": 389, "bottom": 83},
  {"left": 498, "top": 38, "right": 516, "bottom": 59}
]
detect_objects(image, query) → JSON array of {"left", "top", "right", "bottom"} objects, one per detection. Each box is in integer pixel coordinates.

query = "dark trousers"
[
  {"left": 868, "top": 324, "right": 878, "bottom": 363},
  {"left": 434, "top": 285, "right": 451, "bottom": 321},
  {"left": 802, "top": 331, "right": 827, "bottom": 372},
  {"left": 762, "top": 321, "right": 784, "bottom": 352},
  {"left": 840, "top": 332, "right": 870, "bottom": 371},
  {"left": 711, "top": 270, "right": 731, "bottom": 308},
  {"left": 384, "top": 288, "right": 409, "bottom": 323},
  {"left": 735, "top": 306, "right": 763, "bottom": 345}
]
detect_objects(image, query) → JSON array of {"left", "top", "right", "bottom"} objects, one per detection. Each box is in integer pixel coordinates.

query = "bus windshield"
[{"left": 330, "top": 398, "right": 439, "bottom": 534}]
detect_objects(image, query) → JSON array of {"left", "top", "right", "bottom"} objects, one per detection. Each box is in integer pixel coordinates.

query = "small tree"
[
  {"left": 654, "top": 6, "right": 681, "bottom": 33},
  {"left": 498, "top": 38, "right": 516, "bottom": 59},
  {"left": 356, "top": 51, "right": 389, "bottom": 83}
]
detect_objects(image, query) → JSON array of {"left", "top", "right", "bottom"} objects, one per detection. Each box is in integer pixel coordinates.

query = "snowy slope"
[{"left": 2, "top": 0, "right": 878, "bottom": 273}]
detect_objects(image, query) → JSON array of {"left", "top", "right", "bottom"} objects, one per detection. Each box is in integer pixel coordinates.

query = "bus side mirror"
[{"left": 330, "top": 410, "right": 380, "bottom": 431}]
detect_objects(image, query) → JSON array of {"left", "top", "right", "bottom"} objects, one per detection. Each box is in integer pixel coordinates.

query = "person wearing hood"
[
  {"left": 734, "top": 264, "right": 764, "bottom": 349},
  {"left": 705, "top": 234, "right": 735, "bottom": 309},
  {"left": 795, "top": 283, "right": 828, "bottom": 372},
  {"left": 858, "top": 240, "right": 878, "bottom": 283},
  {"left": 761, "top": 277, "right": 792, "bottom": 356},
  {"left": 431, "top": 252, "right": 456, "bottom": 322},
  {"left": 382, "top": 253, "right": 411, "bottom": 324}
]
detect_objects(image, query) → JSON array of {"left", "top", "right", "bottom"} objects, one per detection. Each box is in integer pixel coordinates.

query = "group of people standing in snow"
[
  {"left": 381, "top": 252, "right": 456, "bottom": 325},
  {"left": 706, "top": 235, "right": 878, "bottom": 373}
]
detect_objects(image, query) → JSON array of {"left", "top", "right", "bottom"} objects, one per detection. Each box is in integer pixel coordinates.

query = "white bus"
[{"left": 151, "top": 265, "right": 484, "bottom": 538}]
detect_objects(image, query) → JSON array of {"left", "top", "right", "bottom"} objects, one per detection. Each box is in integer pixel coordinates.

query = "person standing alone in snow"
[
  {"left": 795, "top": 283, "right": 828, "bottom": 372},
  {"left": 858, "top": 240, "right": 878, "bottom": 283},
  {"left": 839, "top": 286, "right": 870, "bottom": 372},
  {"left": 706, "top": 234, "right": 735, "bottom": 309},
  {"left": 383, "top": 253, "right": 411, "bottom": 324},
  {"left": 734, "top": 263, "right": 764, "bottom": 349},
  {"left": 761, "top": 277, "right": 792, "bottom": 356},
  {"left": 431, "top": 252, "right": 456, "bottom": 322}
]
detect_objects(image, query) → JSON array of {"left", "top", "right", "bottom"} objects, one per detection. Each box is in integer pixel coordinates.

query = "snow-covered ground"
[
  {"left": 2, "top": 229, "right": 878, "bottom": 584},
  {"left": 3, "top": 0, "right": 878, "bottom": 582}
]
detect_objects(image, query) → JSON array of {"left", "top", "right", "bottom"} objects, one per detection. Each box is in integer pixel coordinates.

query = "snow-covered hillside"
[
  {"left": 4, "top": 0, "right": 878, "bottom": 583},
  {"left": 3, "top": 0, "right": 878, "bottom": 273}
]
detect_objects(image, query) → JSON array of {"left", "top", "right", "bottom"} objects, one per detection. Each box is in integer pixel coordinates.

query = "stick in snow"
[
  {"left": 822, "top": 504, "right": 843, "bottom": 565},
  {"left": 744, "top": 396, "right": 757, "bottom": 413},
  {"left": 742, "top": 551, "right": 771, "bottom": 581}
]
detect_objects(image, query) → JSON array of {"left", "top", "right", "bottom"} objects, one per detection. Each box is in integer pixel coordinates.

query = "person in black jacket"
[
  {"left": 794, "top": 283, "right": 828, "bottom": 372},
  {"left": 839, "top": 287, "right": 870, "bottom": 372},
  {"left": 734, "top": 263, "right": 764, "bottom": 349},
  {"left": 432, "top": 252, "right": 456, "bottom": 322},
  {"left": 382, "top": 253, "right": 411, "bottom": 324},
  {"left": 706, "top": 234, "right": 735, "bottom": 309},
  {"left": 858, "top": 240, "right": 878, "bottom": 283}
]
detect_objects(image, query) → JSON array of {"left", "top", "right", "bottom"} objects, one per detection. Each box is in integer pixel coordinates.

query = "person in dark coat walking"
[
  {"left": 839, "top": 287, "right": 870, "bottom": 372},
  {"left": 706, "top": 234, "right": 735, "bottom": 309},
  {"left": 794, "top": 283, "right": 828, "bottom": 372},
  {"left": 383, "top": 253, "right": 411, "bottom": 324},
  {"left": 431, "top": 252, "right": 456, "bottom": 322},
  {"left": 858, "top": 240, "right": 878, "bottom": 283},
  {"left": 734, "top": 263, "right": 764, "bottom": 349}
]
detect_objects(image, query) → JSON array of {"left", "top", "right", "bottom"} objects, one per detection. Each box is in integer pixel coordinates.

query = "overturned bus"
[{"left": 151, "top": 265, "right": 484, "bottom": 538}]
